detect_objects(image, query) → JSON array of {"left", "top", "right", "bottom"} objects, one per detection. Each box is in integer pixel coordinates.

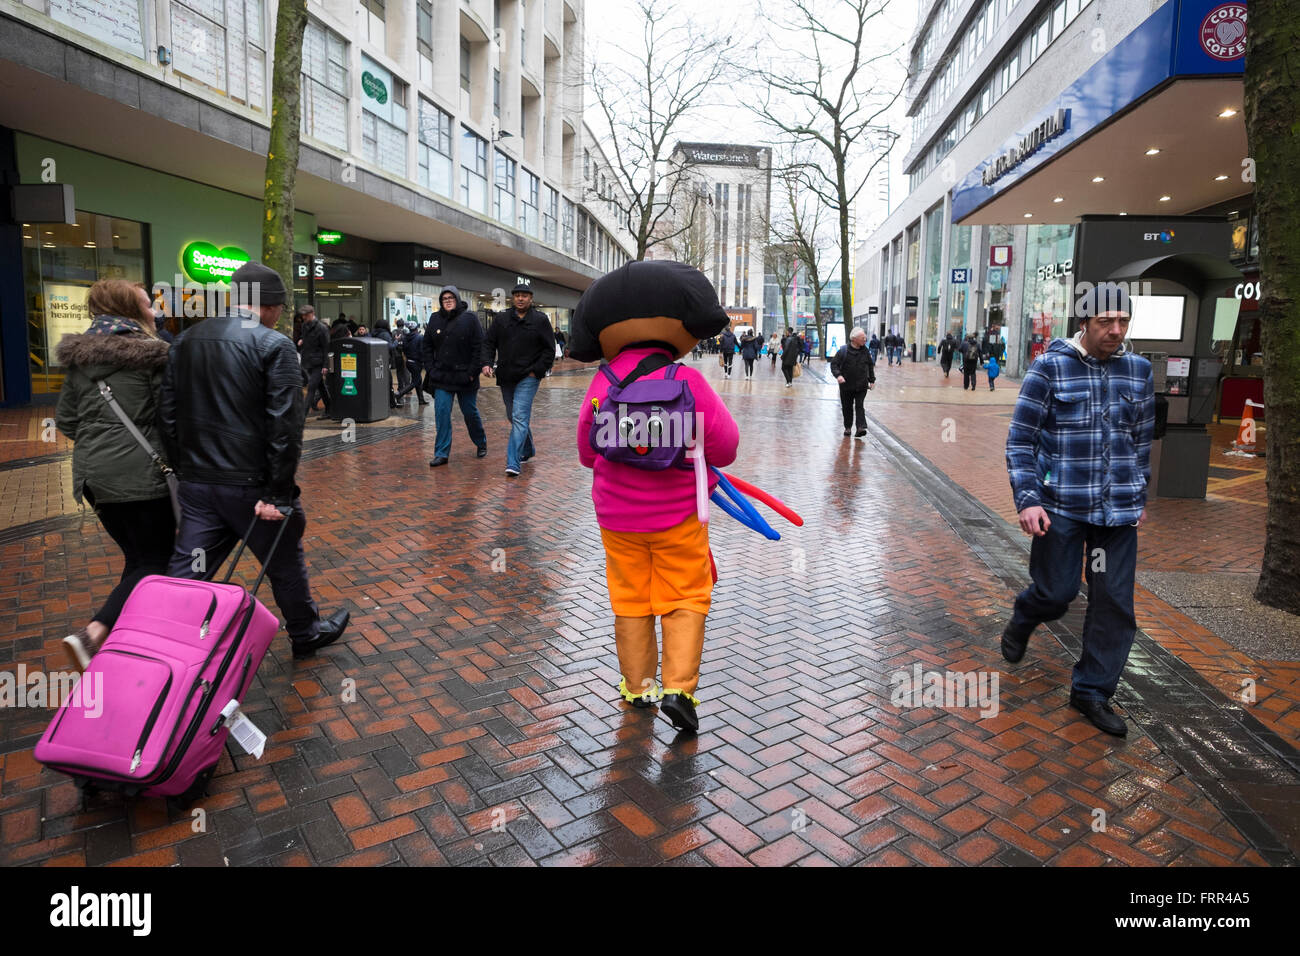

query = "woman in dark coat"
[
  {"left": 424, "top": 286, "right": 488, "bottom": 466},
  {"left": 55, "top": 279, "right": 175, "bottom": 670},
  {"left": 739, "top": 332, "right": 761, "bottom": 379},
  {"left": 781, "top": 331, "right": 802, "bottom": 387}
]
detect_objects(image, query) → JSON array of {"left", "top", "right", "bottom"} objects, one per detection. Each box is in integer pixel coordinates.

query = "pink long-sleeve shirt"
[{"left": 577, "top": 347, "right": 739, "bottom": 533}]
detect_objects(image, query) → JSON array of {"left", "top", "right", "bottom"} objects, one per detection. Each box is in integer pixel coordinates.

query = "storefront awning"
[{"left": 952, "top": 0, "right": 1249, "bottom": 226}]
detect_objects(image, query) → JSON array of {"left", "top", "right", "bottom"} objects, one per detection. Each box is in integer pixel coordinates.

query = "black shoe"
[
  {"left": 292, "top": 609, "right": 350, "bottom": 659},
  {"left": 1001, "top": 623, "right": 1029, "bottom": 663},
  {"left": 476, "top": 446, "right": 488, "bottom": 458},
  {"left": 629, "top": 696, "right": 655, "bottom": 710},
  {"left": 1069, "top": 693, "right": 1128, "bottom": 736},
  {"left": 429, "top": 457, "right": 449, "bottom": 467},
  {"left": 855, "top": 429, "right": 867, "bottom": 438},
  {"left": 660, "top": 693, "right": 699, "bottom": 734},
  {"left": 521, "top": 452, "right": 534, "bottom": 462},
  {"left": 843, "top": 429, "right": 851, "bottom": 436}
]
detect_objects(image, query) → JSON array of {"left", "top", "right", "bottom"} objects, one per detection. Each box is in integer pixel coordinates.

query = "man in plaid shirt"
[{"left": 1002, "top": 284, "right": 1155, "bottom": 736}]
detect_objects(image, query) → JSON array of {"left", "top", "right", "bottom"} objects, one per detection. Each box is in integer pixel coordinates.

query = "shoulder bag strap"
[{"left": 95, "top": 379, "right": 182, "bottom": 525}]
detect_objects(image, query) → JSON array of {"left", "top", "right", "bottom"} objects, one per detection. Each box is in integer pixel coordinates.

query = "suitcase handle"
[{"left": 220, "top": 508, "right": 293, "bottom": 598}]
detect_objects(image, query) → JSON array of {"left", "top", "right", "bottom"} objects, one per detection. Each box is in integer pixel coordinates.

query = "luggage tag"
[{"left": 219, "top": 700, "right": 267, "bottom": 759}]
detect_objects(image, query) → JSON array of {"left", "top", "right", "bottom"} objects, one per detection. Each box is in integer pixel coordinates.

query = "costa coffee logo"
[{"left": 1200, "top": 4, "right": 1247, "bottom": 61}]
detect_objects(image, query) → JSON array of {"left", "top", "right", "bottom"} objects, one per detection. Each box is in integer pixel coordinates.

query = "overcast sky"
[{"left": 584, "top": 0, "right": 919, "bottom": 245}]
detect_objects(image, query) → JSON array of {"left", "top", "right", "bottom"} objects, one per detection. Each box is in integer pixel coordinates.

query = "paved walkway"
[{"left": 0, "top": 353, "right": 1295, "bottom": 866}]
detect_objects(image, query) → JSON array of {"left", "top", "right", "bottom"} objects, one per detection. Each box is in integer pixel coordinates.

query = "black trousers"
[
  {"left": 782, "top": 364, "right": 795, "bottom": 384},
  {"left": 963, "top": 365, "right": 978, "bottom": 389},
  {"left": 167, "top": 482, "right": 320, "bottom": 642},
  {"left": 839, "top": 387, "right": 867, "bottom": 431},
  {"left": 723, "top": 353, "right": 734, "bottom": 372},
  {"left": 87, "top": 492, "right": 177, "bottom": 629},
  {"left": 743, "top": 357, "right": 755, "bottom": 376},
  {"left": 306, "top": 367, "right": 330, "bottom": 410}
]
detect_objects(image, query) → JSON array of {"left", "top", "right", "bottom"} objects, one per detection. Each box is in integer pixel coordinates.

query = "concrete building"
[
  {"left": 0, "top": 0, "right": 632, "bottom": 404},
  {"left": 855, "top": 0, "right": 1248, "bottom": 375},
  {"left": 651, "top": 142, "right": 772, "bottom": 331}
]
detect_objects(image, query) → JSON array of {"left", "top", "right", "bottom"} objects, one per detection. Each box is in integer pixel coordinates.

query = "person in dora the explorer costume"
[{"left": 573, "top": 260, "right": 738, "bottom": 734}]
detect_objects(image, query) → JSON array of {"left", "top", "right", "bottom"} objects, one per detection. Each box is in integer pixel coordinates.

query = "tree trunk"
[
  {"left": 1246, "top": 0, "right": 1300, "bottom": 614},
  {"left": 837, "top": 147, "right": 853, "bottom": 361},
  {"left": 261, "top": 0, "right": 309, "bottom": 334}
]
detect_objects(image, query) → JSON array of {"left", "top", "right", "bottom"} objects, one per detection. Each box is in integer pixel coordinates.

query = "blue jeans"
[
  {"left": 1007, "top": 510, "right": 1139, "bottom": 701},
  {"left": 434, "top": 388, "right": 486, "bottom": 459},
  {"left": 499, "top": 375, "right": 539, "bottom": 471}
]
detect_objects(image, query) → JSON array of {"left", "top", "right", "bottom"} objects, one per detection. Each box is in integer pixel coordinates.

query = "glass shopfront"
[
  {"left": 947, "top": 224, "right": 972, "bottom": 339},
  {"left": 986, "top": 224, "right": 1014, "bottom": 332},
  {"left": 294, "top": 254, "right": 371, "bottom": 328},
  {"left": 904, "top": 222, "right": 920, "bottom": 352},
  {"left": 922, "top": 204, "right": 943, "bottom": 358},
  {"left": 21, "top": 211, "right": 150, "bottom": 395},
  {"left": 1021, "top": 223, "right": 1076, "bottom": 364}
]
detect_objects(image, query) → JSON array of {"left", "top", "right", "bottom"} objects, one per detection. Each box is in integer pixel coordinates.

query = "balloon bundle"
[{"left": 688, "top": 448, "right": 803, "bottom": 539}]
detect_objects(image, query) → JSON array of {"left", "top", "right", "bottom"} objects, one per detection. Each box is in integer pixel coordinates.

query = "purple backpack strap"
[
  {"left": 663, "top": 363, "right": 680, "bottom": 380},
  {"left": 598, "top": 364, "right": 620, "bottom": 386}
]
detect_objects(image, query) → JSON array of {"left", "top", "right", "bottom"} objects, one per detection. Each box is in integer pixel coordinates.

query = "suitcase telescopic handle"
[{"left": 221, "top": 507, "right": 294, "bottom": 598}]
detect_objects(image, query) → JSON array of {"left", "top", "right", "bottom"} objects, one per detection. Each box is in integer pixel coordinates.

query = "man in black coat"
[
  {"left": 830, "top": 327, "right": 876, "bottom": 437},
  {"left": 960, "top": 332, "right": 982, "bottom": 391},
  {"left": 296, "top": 304, "right": 330, "bottom": 412},
  {"left": 719, "top": 327, "right": 737, "bottom": 377},
  {"left": 160, "top": 261, "right": 348, "bottom": 659},
  {"left": 938, "top": 332, "right": 957, "bottom": 378},
  {"left": 425, "top": 286, "right": 488, "bottom": 466},
  {"left": 396, "top": 321, "right": 430, "bottom": 405},
  {"left": 481, "top": 284, "right": 555, "bottom": 477}
]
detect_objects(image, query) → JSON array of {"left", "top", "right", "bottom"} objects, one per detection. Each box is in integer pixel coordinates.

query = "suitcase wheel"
[{"left": 168, "top": 762, "right": 219, "bottom": 812}]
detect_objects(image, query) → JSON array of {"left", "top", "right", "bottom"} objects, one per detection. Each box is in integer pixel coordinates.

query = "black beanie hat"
[
  {"left": 568, "top": 260, "right": 728, "bottom": 362},
  {"left": 230, "top": 261, "right": 288, "bottom": 307}
]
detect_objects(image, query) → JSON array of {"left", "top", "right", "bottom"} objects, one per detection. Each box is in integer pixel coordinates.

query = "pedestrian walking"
[
  {"left": 159, "top": 260, "right": 350, "bottom": 659},
  {"left": 769, "top": 332, "right": 780, "bottom": 369},
  {"left": 938, "top": 332, "right": 957, "bottom": 378},
  {"left": 986, "top": 353, "right": 1001, "bottom": 391},
  {"left": 425, "top": 286, "right": 488, "bottom": 467},
  {"left": 781, "top": 329, "right": 801, "bottom": 387},
  {"left": 740, "top": 330, "right": 761, "bottom": 379},
  {"left": 296, "top": 304, "right": 331, "bottom": 413},
  {"left": 392, "top": 318, "right": 412, "bottom": 398},
  {"left": 1002, "top": 285, "right": 1155, "bottom": 736},
  {"left": 396, "top": 320, "right": 431, "bottom": 405},
  {"left": 830, "top": 327, "right": 875, "bottom": 438},
  {"left": 481, "top": 284, "right": 556, "bottom": 477},
  {"left": 719, "top": 327, "right": 737, "bottom": 377},
  {"left": 869, "top": 332, "right": 881, "bottom": 366},
  {"left": 56, "top": 279, "right": 177, "bottom": 670},
  {"left": 571, "top": 259, "right": 737, "bottom": 733},
  {"left": 802, "top": 334, "right": 812, "bottom": 366},
  {"left": 960, "top": 332, "right": 981, "bottom": 390}
]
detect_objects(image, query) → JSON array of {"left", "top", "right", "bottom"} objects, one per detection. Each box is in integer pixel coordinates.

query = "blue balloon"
[{"left": 710, "top": 468, "right": 781, "bottom": 540}]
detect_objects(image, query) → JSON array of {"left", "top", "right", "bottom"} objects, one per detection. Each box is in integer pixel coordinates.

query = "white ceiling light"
[
  {"left": 1219, "top": 108, "right": 1237, "bottom": 118},
  {"left": 1091, "top": 176, "right": 1105, "bottom": 183},
  {"left": 1214, "top": 174, "right": 1229, "bottom": 181},
  {"left": 1145, "top": 147, "right": 1161, "bottom": 155},
  {"left": 1159, "top": 195, "right": 1172, "bottom": 202},
  {"left": 1023, "top": 212, "right": 1033, "bottom": 218},
  {"left": 1053, "top": 196, "right": 1064, "bottom": 203}
]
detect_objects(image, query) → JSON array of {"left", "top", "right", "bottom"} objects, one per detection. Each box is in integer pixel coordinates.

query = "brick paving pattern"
[{"left": 0, "top": 354, "right": 1295, "bottom": 866}]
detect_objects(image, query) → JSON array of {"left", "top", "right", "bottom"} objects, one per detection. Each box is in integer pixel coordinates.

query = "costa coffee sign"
[{"left": 1200, "top": 4, "right": 1247, "bottom": 61}]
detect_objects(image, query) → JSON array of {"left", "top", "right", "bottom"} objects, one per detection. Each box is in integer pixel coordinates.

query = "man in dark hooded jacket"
[
  {"left": 719, "top": 327, "right": 737, "bottom": 377},
  {"left": 425, "top": 286, "right": 488, "bottom": 466},
  {"left": 481, "top": 284, "right": 554, "bottom": 477}
]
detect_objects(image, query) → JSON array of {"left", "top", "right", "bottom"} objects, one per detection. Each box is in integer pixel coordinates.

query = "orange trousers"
[{"left": 601, "top": 518, "right": 712, "bottom": 700}]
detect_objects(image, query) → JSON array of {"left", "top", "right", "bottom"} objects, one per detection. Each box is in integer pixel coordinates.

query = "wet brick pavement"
[{"left": 0, "top": 354, "right": 1296, "bottom": 866}]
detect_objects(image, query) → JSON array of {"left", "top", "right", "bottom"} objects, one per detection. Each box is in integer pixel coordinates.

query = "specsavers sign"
[
  {"left": 181, "top": 241, "right": 250, "bottom": 283},
  {"left": 361, "top": 56, "right": 395, "bottom": 124}
]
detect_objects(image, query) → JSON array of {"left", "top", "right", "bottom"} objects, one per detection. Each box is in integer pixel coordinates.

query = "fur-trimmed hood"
[{"left": 56, "top": 327, "right": 170, "bottom": 372}]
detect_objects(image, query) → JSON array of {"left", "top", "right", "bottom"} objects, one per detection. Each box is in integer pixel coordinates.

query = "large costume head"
[{"left": 569, "top": 260, "right": 729, "bottom": 362}]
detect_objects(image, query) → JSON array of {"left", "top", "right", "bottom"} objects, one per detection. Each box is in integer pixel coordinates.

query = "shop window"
[
  {"left": 302, "top": 20, "right": 349, "bottom": 151},
  {"left": 21, "top": 211, "right": 149, "bottom": 395}
]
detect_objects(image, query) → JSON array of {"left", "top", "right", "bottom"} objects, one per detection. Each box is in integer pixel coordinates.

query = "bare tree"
[
  {"left": 765, "top": 161, "right": 838, "bottom": 340},
  {"left": 749, "top": 0, "right": 903, "bottom": 343},
  {"left": 1245, "top": 0, "right": 1300, "bottom": 614},
  {"left": 764, "top": 241, "right": 799, "bottom": 331},
  {"left": 261, "top": 0, "right": 309, "bottom": 331},
  {"left": 658, "top": 181, "right": 713, "bottom": 270},
  {"left": 587, "top": 0, "right": 737, "bottom": 259}
]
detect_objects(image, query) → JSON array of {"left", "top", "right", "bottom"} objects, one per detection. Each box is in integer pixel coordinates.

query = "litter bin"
[
  {"left": 330, "top": 337, "right": 390, "bottom": 423},
  {"left": 926, "top": 344, "right": 935, "bottom": 359},
  {"left": 1155, "top": 423, "right": 1210, "bottom": 498}
]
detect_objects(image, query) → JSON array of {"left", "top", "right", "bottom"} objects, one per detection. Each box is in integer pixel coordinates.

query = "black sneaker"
[
  {"left": 1001, "top": 623, "right": 1029, "bottom": 663},
  {"left": 660, "top": 693, "right": 699, "bottom": 734},
  {"left": 429, "top": 457, "right": 449, "bottom": 467},
  {"left": 1069, "top": 693, "right": 1127, "bottom": 736},
  {"left": 476, "top": 446, "right": 488, "bottom": 458}
]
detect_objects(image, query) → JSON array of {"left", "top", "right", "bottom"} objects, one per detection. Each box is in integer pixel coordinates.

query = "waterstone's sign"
[
  {"left": 980, "top": 108, "right": 1069, "bottom": 187},
  {"left": 681, "top": 146, "right": 762, "bottom": 167},
  {"left": 180, "top": 241, "right": 250, "bottom": 283}
]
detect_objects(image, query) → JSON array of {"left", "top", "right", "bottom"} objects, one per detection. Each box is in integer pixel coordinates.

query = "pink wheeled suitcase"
[{"left": 35, "top": 516, "right": 289, "bottom": 807}]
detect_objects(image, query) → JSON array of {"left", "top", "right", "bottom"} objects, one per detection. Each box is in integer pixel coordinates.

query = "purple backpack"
[{"left": 589, "top": 355, "right": 697, "bottom": 470}]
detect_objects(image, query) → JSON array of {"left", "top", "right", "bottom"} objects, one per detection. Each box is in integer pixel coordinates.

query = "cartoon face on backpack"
[{"left": 590, "top": 362, "right": 697, "bottom": 470}]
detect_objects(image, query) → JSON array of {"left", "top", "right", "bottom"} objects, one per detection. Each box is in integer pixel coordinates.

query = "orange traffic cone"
[{"left": 1231, "top": 399, "right": 1260, "bottom": 454}]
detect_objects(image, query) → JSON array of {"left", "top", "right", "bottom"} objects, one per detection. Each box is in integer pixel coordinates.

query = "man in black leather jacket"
[
  {"left": 160, "top": 261, "right": 349, "bottom": 659},
  {"left": 830, "top": 326, "right": 876, "bottom": 437}
]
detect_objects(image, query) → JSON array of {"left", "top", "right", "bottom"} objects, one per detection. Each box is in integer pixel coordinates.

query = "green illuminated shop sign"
[
  {"left": 361, "top": 71, "right": 388, "bottom": 104},
  {"left": 315, "top": 230, "right": 344, "bottom": 245},
  {"left": 180, "top": 241, "right": 250, "bottom": 283}
]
